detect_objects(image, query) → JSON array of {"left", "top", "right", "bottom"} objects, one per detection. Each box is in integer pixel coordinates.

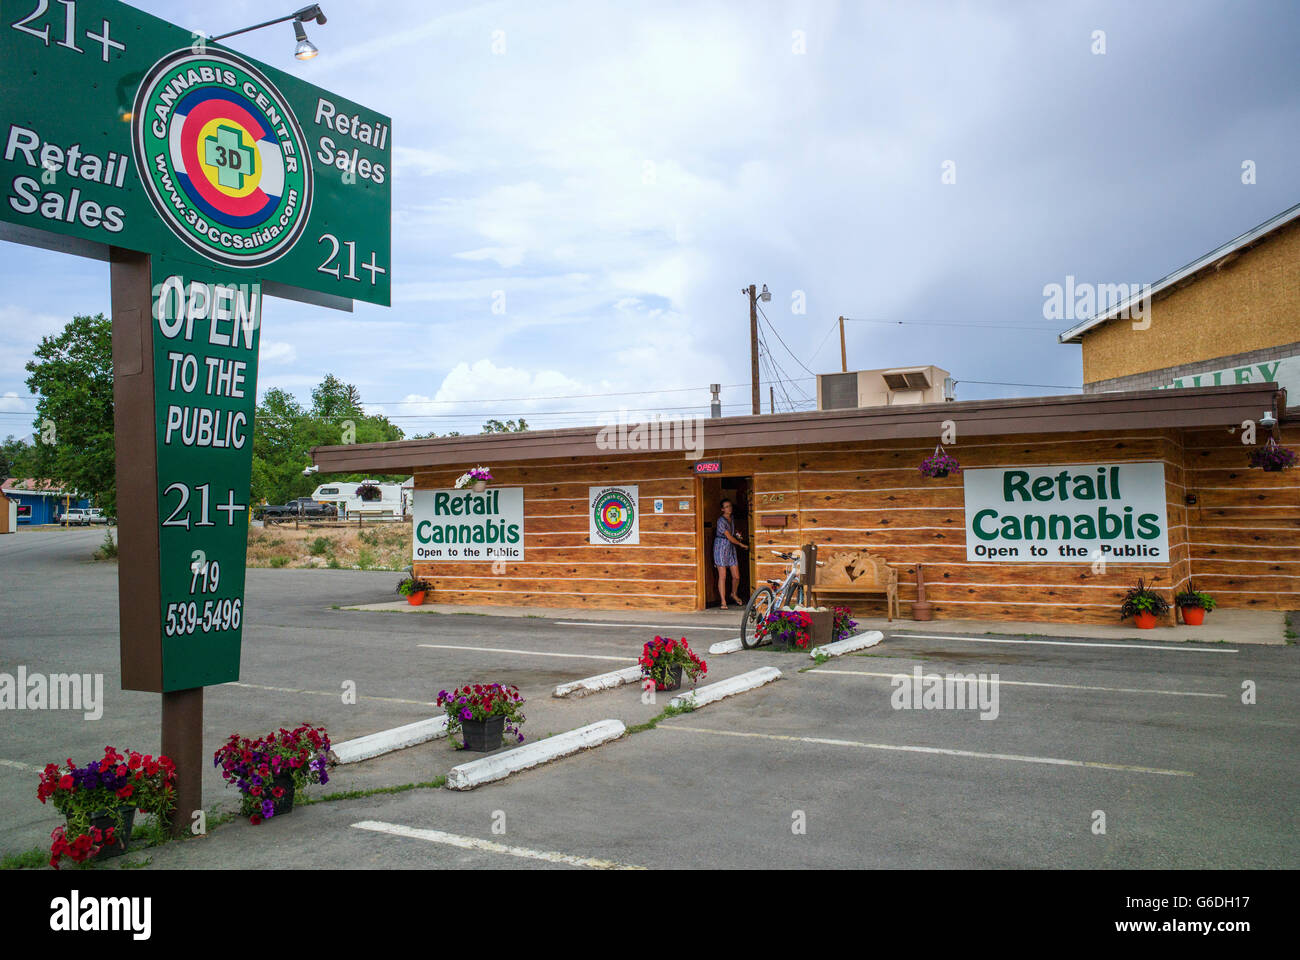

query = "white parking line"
[
  {"left": 659, "top": 725, "right": 1194, "bottom": 776},
  {"left": 556, "top": 621, "right": 738, "bottom": 632},
  {"left": 891, "top": 633, "right": 1238, "bottom": 654},
  {"left": 350, "top": 820, "right": 644, "bottom": 869},
  {"left": 224, "top": 681, "right": 435, "bottom": 706},
  {"left": 417, "top": 643, "right": 635, "bottom": 662},
  {"left": 808, "top": 669, "right": 1228, "bottom": 698},
  {"left": 0, "top": 758, "right": 44, "bottom": 773}
]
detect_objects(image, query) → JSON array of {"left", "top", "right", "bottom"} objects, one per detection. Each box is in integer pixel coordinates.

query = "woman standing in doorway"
[{"left": 714, "top": 498, "right": 749, "bottom": 609}]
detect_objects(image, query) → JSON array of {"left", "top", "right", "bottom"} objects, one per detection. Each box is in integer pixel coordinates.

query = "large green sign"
[
  {"left": 2, "top": 0, "right": 392, "bottom": 699},
  {"left": 0, "top": 0, "right": 390, "bottom": 306},
  {"left": 150, "top": 257, "right": 260, "bottom": 689}
]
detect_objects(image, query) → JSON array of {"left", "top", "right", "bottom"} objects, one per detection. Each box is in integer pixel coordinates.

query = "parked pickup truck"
[
  {"left": 58, "top": 508, "right": 108, "bottom": 525},
  {"left": 256, "top": 498, "right": 338, "bottom": 522}
]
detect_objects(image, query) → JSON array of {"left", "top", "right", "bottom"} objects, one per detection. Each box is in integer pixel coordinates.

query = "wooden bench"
[{"left": 807, "top": 549, "right": 900, "bottom": 621}]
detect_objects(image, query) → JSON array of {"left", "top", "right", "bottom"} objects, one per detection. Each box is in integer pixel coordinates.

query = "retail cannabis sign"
[
  {"left": 413, "top": 489, "right": 525, "bottom": 562},
  {"left": 963, "top": 462, "right": 1169, "bottom": 563},
  {"left": 1, "top": 0, "right": 391, "bottom": 696},
  {"left": 0, "top": 0, "right": 391, "bottom": 306}
]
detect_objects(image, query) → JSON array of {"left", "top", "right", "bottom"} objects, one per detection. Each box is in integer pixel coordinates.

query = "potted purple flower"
[
  {"left": 919, "top": 445, "right": 961, "bottom": 479},
  {"left": 455, "top": 465, "right": 494, "bottom": 493},
  {"left": 1248, "top": 439, "right": 1297, "bottom": 472}
]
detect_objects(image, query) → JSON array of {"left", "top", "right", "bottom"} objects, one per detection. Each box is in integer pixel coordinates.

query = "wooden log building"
[{"left": 311, "top": 383, "right": 1296, "bottom": 624}]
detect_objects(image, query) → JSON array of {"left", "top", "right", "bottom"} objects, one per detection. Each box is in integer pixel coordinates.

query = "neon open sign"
[{"left": 693, "top": 460, "right": 722, "bottom": 474}]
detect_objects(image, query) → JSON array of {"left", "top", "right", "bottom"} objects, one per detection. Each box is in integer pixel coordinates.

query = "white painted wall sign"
[
  {"left": 963, "top": 462, "right": 1169, "bottom": 563},
  {"left": 413, "top": 488, "right": 524, "bottom": 561}
]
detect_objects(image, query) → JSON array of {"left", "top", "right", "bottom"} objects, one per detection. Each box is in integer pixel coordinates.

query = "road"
[{"left": 1, "top": 526, "right": 1297, "bottom": 869}]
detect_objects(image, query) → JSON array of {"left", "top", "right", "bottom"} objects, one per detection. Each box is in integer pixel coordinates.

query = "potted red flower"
[
  {"left": 755, "top": 609, "right": 815, "bottom": 650},
  {"left": 437, "top": 683, "right": 527, "bottom": 751},
  {"left": 37, "top": 747, "right": 177, "bottom": 868},
  {"left": 213, "top": 724, "right": 331, "bottom": 824},
  {"left": 639, "top": 636, "right": 708, "bottom": 691},
  {"left": 832, "top": 605, "right": 857, "bottom": 642}
]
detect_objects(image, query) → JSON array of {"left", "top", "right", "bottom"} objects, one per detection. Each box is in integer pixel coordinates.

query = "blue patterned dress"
[{"left": 713, "top": 515, "right": 738, "bottom": 567}]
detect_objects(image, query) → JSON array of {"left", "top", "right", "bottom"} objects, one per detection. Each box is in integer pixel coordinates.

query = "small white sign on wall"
[
  {"left": 590, "top": 485, "right": 640, "bottom": 545},
  {"left": 654, "top": 498, "right": 664, "bottom": 514}
]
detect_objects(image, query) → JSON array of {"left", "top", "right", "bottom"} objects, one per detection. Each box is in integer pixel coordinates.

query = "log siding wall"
[{"left": 410, "top": 425, "right": 1300, "bottom": 622}]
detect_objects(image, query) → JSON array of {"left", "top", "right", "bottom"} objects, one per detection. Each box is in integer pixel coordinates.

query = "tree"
[
  {"left": 249, "top": 376, "right": 406, "bottom": 505},
  {"left": 23, "top": 314, "right": 116, "bottom": 515},
  {"left": 1, "top": 434, "right": 37, "bottom": 480},
  {"left": 310, "top": 373, "right": 364, "bottom": 419},
  {"left": 481, "top": 418, "right": 528, "bottom": 433}
]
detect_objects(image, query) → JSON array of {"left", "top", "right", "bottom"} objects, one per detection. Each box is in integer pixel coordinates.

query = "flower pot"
[
  {"left": 472, "top": 480, "right": 488, "bottom": 492},
  {"left": 87, "top": 804, "right": 136, "bottom": 860},
  {"left": 1180, "top": 606, "right": 1206, "bottom": 626},
  {"left": 406, "top": 591, "right": 426, "bottom": 606},
  {"left": 269, "top": 772, "right": 296, "bottom": 816},
  {"left": 647, "top": 665, "right": 683, "bottom": 691},
  {"left": 460, "top": 714, "right": 505, "bottom": 751},
  {"left": 1263, "top": 463, "right": 1284, "bottom": 472},
  {"left": 1133, "top": 611, "right": 1157, "bottom": 629}
]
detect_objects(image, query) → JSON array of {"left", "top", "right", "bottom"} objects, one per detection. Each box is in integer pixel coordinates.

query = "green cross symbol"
[{"left": 203, "top": 125, "right": 256, "bottom": 189}]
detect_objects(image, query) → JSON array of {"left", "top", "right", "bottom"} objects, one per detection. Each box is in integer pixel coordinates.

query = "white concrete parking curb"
[
  {"left": 708, "top": 637, "right": 743, "bottom": 655},
  {"left": 445, "top": 719, "right": 627, "bottom": 790},
  {"left": 810, "top": 630, "right": 884, "bottom": 659},
  {"left": 553, "top": 665, "right": 644, "bottom": 698},
  {"left": 331, "top": 716, "right": 450, "bottom": 764},
  {"left": 669, "top": 666, "right": 781, "bottom": 709}
]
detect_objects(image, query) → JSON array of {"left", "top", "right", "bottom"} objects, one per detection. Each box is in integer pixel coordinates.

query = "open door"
[
  {"left": 699, "top": 476, "right": 753, "bottom": 607},
  {"left": 700, "top": 475, "right": 722, "bottom": 607}
]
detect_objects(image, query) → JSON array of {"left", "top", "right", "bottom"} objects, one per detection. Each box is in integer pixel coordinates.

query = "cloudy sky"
[{"left": 3, "top": 0, "right": 1300, "bottom": 437}]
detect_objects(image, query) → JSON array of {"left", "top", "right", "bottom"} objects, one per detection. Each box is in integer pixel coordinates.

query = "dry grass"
[{"left": 245, "top": 521, "right": 412, "bottom": 571}]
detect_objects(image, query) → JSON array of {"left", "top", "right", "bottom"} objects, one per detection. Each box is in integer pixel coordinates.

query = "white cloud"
[
  {"left": 0, "top": 391, "right": 26, "bottom": 412},
  {"left": 259, "top": 342, "right": 298, "bottom": 365}
]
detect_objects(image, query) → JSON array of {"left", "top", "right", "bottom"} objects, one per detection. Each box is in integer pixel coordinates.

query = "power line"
[
  {"left": 844, "top": 317, "right": 1068, "bottom": 332},
  {"left": 756, "top": 301, "right": 817, "bottom": 378}
]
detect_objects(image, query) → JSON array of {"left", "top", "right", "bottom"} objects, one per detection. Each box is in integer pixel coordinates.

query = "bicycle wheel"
[{"left": 740, "top": 586, "right": 777, "bottom": 649}]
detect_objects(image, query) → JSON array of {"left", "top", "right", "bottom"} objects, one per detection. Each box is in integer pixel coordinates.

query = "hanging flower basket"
[
  {"left": 919, "top": 445, "right": 961, "bottom": 479},
  {"left": 356, "top": 482, "right": 383, "bottom": 502},
  {"left": 455, "top": 466, "right": 494, "bottom": 491},
  {"left": 1248, "top": 438, "right": 1297, "bottom": 472}
]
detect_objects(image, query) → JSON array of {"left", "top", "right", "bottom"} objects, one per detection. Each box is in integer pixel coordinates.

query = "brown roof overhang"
[{"left": 310, "top": 383, "right": 1285, "bottom": 473}]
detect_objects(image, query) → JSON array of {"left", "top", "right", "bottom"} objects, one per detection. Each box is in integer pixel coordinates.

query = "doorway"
[{"left": 699, "top": 475, "right": 753, "bottom": 608}]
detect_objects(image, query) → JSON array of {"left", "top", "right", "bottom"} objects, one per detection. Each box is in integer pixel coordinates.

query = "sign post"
[{"left": 3, "top": 0, "right": 392, "bottom": 836}]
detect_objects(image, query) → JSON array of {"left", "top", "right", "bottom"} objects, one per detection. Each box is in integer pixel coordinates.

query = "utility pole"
[
  {"left": 839, "top": 316, "right": 847, "bottom": 372},
  {"left": 748, "top": 284, "right": 760, "bottom": 415}
]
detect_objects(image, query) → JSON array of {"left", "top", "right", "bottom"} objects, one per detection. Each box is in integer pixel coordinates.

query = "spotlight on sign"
[{"left": 293, "top": 21, "right": 319, "bottom": 60}]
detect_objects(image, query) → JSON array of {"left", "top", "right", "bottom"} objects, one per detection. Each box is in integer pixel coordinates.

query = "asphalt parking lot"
[{"left": 2, "top": 527, "right": 1298, "bottom": 869}]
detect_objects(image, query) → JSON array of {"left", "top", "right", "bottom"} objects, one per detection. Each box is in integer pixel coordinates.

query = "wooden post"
[
  {"left": 110, "top": 247, "right": 203, "bottom": 837},
  {"left": 839, "top": 316, "right": 847, "bottom": 372},
  {"left": 799, "top": 542, "right": 818, "bottom": 594}
]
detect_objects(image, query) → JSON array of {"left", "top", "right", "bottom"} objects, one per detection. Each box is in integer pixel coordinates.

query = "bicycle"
[{"left": 740, "top": 550, "right": 821, "bottom": 649}]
